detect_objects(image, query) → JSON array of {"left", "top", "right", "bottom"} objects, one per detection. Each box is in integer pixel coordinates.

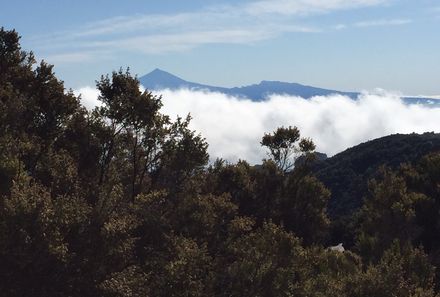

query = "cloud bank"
[
  {"left": 74, "top": 87, "right": 101, "bottom": 110},
  {"left": 77, "top": 88, "right": 440, "bottom": 164}
]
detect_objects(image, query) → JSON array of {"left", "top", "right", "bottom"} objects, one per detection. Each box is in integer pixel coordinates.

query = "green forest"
[{"left": 1, "top": 27, "right": 440, "bottom": 297}]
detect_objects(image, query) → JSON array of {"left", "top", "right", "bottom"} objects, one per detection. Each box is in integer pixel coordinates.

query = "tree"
[
  {"left": 356, "top": 167, "right": 426, "bottom": 262},
  {"left": 204, "top": 160, "right": 258, "bottom": 218},
  {"left": 261, "top": 126, "right": 315, "bottom": 172},
  {"left": 402, "top": 153, "right": 440, "bottom": 287},
  {"left": 3, "top": 26, "right": 440, "bottom": 297},
  {"left": 96, "top": 70, "right": 208, "bottom": 200},
  {"left": 281, "top": 173, "right": 331, "bottom": 245},
  {"left": 156, "top": 114, "right": 208, "bottom": 193},
  {"left": 222, "top": 222, "right": 307, "bottom": 297},
  {"left": 96, "top": 69, "right": 169, "bottom": 199},
  {"left": 347, "top": 242, "right": 437, "bottom": 297},
  {"left": 0, "top": 176, "right": 69, "bottom": 296}
]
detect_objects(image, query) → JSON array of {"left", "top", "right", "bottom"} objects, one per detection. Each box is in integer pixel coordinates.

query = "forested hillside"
[
  {"left": 1, "top": 28, "right": 440, "bottom": 297},
  {"left": 314, "top": 132, "right": 440, "bottom": 217}
]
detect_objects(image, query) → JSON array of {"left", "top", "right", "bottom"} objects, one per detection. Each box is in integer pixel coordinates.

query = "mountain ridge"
[
  {"left": 139, "top": 68, "right": 358, "bottom": 100},
  {"left": 313, "top": 132, "right": 440, "bottom": 218},
  {"left": 139, "top": 68, "right": 440, "bottom": 105}
]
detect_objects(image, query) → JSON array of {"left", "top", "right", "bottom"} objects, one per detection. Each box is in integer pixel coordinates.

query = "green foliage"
[
  {"left": 281, "top": 173, "right": 330, "bottom": 244},
  {"left": 0, "top": 174, "right": 93, "bottom": 296},
  {"left": 223, "top": 222, "right": 306, "bottom": 297},
  {"left": 314, "top": 132, "right": 440, "bottom": 218},
  {"left": 204, "top": 158, "right": 330, "bottom": 245},
  {"left": 347, "top": 243, "right": 437, "bottom": 297},
  {"left": 1, "top": 27, "right": 440, "bottom": 296},
  {"left": 356, "top": 167, "right": 426, "bottom": 262},
  {"left": 95, "top": 69, "right": 208, "bottom": 200},
  {"left": 158, "top": 236, "right": 213, "bottom": 297},
  {"left": 261, "top": 126, "right": 315, "bottom": 172},
  {"left": 301, "top": 249, "right": 362, "bottom": 296}
]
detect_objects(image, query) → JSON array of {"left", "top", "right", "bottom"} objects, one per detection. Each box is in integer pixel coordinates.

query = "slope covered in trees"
[
  {"left": 1, "top": 28, "right": 440, "bottom": 297},
  {"left": 314, "top": 133, "right": 440, "bottom": 217}
]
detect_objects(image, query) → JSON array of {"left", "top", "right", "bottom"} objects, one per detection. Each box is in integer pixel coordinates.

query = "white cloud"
[
  {"left": 74, "top": 13, "right": 195, "bottom": 38},
  {"left": 334, "top": 24, "right": 347, "bottom": 30},
  {"left": 44, "top": 52, "right": 95, "bottom": 64},
  {"left": 79, "top": 29, "right": 278, "bottom": 54},
  {"left": 332, "top": 18, "right": 412, "bottom": 30},
  {"left": 73, "top": 87, "right": 101, "bottom": 110},
  {"left": 354, "top": 18, "right": 412, "bottom": 27},
  {"left": 246, "top": 0, "right": 388, "bottom": 16},
  {"left": 35, "top": 20, "right": 315, "bottom": 61},
  {"left": 76, "top": 87, "right": 440, "bottom": 164},
  {"left": 32, "top": 0, "right": 392, "bottom": 62}
]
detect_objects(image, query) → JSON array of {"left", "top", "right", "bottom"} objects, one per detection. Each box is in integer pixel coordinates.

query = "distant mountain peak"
[
  {"left": 139, "top": 69, "right": 345, "bottom": 100},
  {"left": 149, "top": 68, "right": 173, "bottom": 75},
  {"left": 138, "top": 69, "right": 439, "bottom": 105},
  {"left": 140, "top": 68, "right": 188, "bottom": 89},
  {"left": 143, "top": 68, "right": 182, "bottom": 79}
]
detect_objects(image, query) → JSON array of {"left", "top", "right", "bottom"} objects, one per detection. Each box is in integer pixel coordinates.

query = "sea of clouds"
[{"left": 75, "top": 87, "right": 440, "bottom": 164}]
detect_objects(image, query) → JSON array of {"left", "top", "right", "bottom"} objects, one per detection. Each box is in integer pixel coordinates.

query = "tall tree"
[
  {"left": 356, "top": 167, "right": 426, "bottom": 262},
  {"left": 261, "top": 126, "right": 315, "bottom": 172},
  {"left": 96, "top": 70, "right": 208, "bottom": 199}
]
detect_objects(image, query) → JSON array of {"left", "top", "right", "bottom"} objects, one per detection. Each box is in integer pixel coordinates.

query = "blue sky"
[{"left": 2, "top": 0, "right": 440, "bottom": 95}]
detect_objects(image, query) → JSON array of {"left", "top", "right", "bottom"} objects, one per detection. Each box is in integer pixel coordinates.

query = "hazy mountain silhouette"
[
  {"left": 139, "top": 69, "right": 440, "bottom": 105},
  {"left": 140, "top": 68, "right": 230, "bottom": 94},
  {"left": 139, "top": 69, "right": 357, "bottom": 100}
]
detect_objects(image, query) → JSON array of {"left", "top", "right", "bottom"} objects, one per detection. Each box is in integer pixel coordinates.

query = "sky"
[{"left": 2, "top": 0, "right": 440, "bottom": 95}]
